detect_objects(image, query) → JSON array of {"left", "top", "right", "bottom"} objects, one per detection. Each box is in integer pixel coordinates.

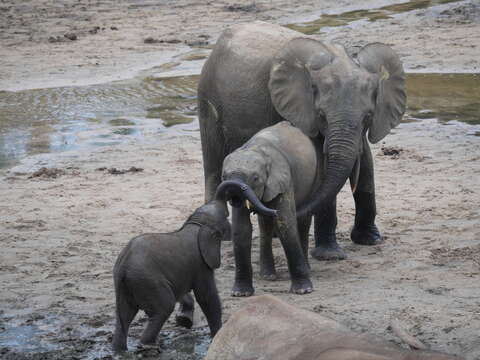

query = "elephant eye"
[{"left": 364, "top": 112, "right": 374, "bottom": 126}]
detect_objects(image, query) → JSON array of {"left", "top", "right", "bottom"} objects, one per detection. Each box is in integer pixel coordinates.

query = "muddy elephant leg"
[
  {"left": 175, "top": 293, "right": 195, "bottom": 329},
  {"left": 231, "top": 204, "right": 254, "bottom": 297},
  {"left": 351, "top": 138, "right": 383, "bottom": 245},
  {"left": 311, "top": 199, "right": 347, "bottom": 261},
  {"left": 274, "top": 192, "right": 313, "bottom": 294},
  {"left": 297, "top": 215, "right": 312, "bottom": 268},
  {"left": 258, "top": 214, "right": 276, "bottom": 280},
  {"left": 112, "top": 291, "right": 139, "bottom": 352},
  {"left": 140, "top": 287, "right": 176, "bottom": 346},
  {"left": 193, "top": 273, "right": 222, "bottom": 337},
  {"left": 141, "top": 303, "right": 175, "bottom": 346}
]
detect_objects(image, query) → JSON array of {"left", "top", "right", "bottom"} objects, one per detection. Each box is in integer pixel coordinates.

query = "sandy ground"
[
  {"left": 1, "top": 0, "right": 480, "bottom": 91},
  {"left": 1, "top": 0, "right": 480, "bottom": 359}
]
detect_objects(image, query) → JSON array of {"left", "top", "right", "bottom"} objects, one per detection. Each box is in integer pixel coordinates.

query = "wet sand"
[{"left": 1, "top": 0, "right": 480, "bottom": 359}]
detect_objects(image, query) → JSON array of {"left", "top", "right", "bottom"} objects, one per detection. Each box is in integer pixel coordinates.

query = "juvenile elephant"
[
  {"left": 215, "top": 121, "right": 319, "bottom": 296},
  {"left": 198, "top": 21, "right": 406, "bottom": 261},
  {"left": 112, "top": 200, "right": 231, "bottom": 353},
  {"left": 206, "top": 295, "right": 463, "bottom": 360}
]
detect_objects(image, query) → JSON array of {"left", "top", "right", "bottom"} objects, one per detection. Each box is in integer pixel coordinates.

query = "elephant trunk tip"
[{"left": 215, "top": 179, "right": 277, "bottom": 217}]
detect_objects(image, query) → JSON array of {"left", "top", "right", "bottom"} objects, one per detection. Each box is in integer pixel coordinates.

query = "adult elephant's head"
[{"left": 268, "top": 38, "right": 406, "bottom": 215}]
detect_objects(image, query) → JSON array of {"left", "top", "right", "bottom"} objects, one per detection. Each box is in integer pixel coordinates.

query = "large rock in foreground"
[{"left": 205, "top": 295, "right": 462, "bottom": 360}]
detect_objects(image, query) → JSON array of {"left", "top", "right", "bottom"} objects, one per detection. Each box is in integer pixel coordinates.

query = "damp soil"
[
  {"left": 1, "top": 0, "right": 480, "bottom": 359},
  {"left": 1, "top": 71, "right": 479, "bottom": 359}
]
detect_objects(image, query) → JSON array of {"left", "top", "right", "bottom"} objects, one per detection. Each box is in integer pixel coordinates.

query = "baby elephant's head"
[
  {"left": 222, "top": 149, "right": 269, "bottom": 201},
  {"left": 187, "top": 200, "right": 231, "bottom": 269},
  {"left": 191, "top": 200, "right": 231, "bottom": 241},
  {"left": 215, "top": 146, "right": 285, "bottom": 217}
]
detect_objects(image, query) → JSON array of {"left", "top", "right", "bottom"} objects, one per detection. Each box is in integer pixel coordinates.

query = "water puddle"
[
  {"left": 0, "top": 310, "right": 210, "bottom": 359},
  {"left": 0, "top": 314, "right": 61, "bottom": 354},
  {"left": 286, "top": 0, "right": 461, "bottom": 34},
  {"left": 405, "top": 73, "right": 480, "bottom": 126},
  {"left": 0, "top": 72, "right": 478, "bottom": 170},
  {"left": 0, "top": 322, "right": 59, "bottom": 353},
  {"left": 0, "top": 74, "right": 199, "bottom": 169}
]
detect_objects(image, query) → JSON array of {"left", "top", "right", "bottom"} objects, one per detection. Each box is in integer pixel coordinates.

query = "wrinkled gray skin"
[
  {"left": 218, "top": 121, "right": 318, "bottom": 296},
  {"left": 112, "top": 200, "right": 230, "bottom": 353},
  {"left": 198, "top": 22, "right": 406, "bottom": 267},
  {"left": 206, "top": 295, "right": 464, "bottom": 360}
]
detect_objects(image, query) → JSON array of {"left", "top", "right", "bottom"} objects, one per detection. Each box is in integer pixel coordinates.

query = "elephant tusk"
[
  {"left": 246, "top": 200, "right": 253, "bottom": 210},
  {"left": 349, "top": 156, "right": 361, "bottom": 194}
]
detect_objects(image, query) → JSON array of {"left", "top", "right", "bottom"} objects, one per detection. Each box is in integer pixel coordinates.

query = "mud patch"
[
  {"left": 224, "top": 3, "right": 260, "bottom": 13},
  {"left": 437, "top": 2, "right": 480, "bottom": 24},
  {"left": 286, "top": 0, "right": 462, "bottom": 34},
  {"left": 28, "top": 167, "right": 66, "bottom": 179},
  {"left": 431, "top": 245, "right": 480, "bottom": 267},
  {"left": 379, "top": 145, "right": 404, "bottom": 158},
  {"left": 96, "top": 166, "right": 143, "bottom": 175}
]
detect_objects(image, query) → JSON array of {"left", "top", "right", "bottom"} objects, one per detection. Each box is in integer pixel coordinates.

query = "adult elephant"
[{"left": 198, "top": 21, "right": 406, "bottom": 264}]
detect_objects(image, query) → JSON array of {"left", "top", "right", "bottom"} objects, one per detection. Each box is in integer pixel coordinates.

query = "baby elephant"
[
  {"left": 216, "top": 121, "right": 319, "bottom": 296},
  {"left": 112, "top": 200, "right": 231, "bottom": 353}
]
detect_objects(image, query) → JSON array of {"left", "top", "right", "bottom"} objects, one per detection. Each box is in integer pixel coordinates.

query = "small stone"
[
  {"left": 144, "top": 37, "right": 157, "bottom": 44},
  {"left": 64, "top": 32, "right": 77, "bottom": 41},
  {"left": 163, "top": 38, "right": 181, "bottom": 44}
]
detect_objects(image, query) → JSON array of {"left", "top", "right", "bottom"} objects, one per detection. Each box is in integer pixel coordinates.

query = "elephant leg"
[
  {"left": 112, "top": 290, "right": 138, "bottom": 352},
  {"left": 351, "top": 138, "right": 383, "bottom": 245},
  {"left": 274, "top": 192, "right": 312, "bottom": 295},
  {"left": 297, "top": 215, "right": 312, "bottom": 268},
  {"left": 193, "top": 273, "right": 222, "bottom": 337},
  {"left": 175, "top": 292, "right": 194, "bottom": 329},
  {"left": 311, "top": 199, "right": 347, "bottom": 261},
  {"left": 258, "top": 214, "right": 276, "bottom": 280},
  {"left": 141, "top": 302, "right": 175, "bottom": 346},
  {"left": 231, "top": 205, "right": 254, "bottom": 297}
]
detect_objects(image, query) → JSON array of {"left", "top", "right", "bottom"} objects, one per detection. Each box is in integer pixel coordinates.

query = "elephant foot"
[
  {"left": 260, "top": 272, "right": 277, "bottom": 281},
  {"left": 175, "top": 312, "right": 193, "bottom": 329},
  {"left": 290, "top": 277, "right": 313, "bottom": 295},
  {"left": 310, "top": 245, "right": 347, "bottom": 261},
  {"left": 311, "top": 233, "right": 347, "bottom": 261},
  {"left": 351, "top": 224, "right": 383, "bottom": 245},
  {"left": 231, "top": 281, "right": 254, "bottom": 297},
  {"left": 138, "top": 342, "right": 158, "bottom": 349},
  {"left": 259, "top": 265, "right": 277, "bottom": 281}
]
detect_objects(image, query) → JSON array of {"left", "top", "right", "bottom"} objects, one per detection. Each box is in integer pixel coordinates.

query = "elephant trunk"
[
  {"left": 215, "top": 179, "right": 278, "bottom": 217},
  {"left": 297, "top": 125, "right": 358, "bottom": 217}
]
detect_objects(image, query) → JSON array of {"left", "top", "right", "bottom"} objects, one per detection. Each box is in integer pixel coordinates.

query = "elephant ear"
[
  {"left": 198, "top": 226, "right": 221, "bottom": 270},
  {"left": 357, "top": 43, "right": 406, "bottom": 144},
  {"left": 269, "top": 38, "right": 333, "bottom": 138},
  {"left": 263, "top": 149, "right": 291, "bottom": 203}
]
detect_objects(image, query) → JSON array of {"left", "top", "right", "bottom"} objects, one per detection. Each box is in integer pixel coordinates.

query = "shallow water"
[
  {"left": 1, "top": 72, "right": 479, "bottom": 170},
  {"left": 0, "top": 312, "right": 210, "bottom": 359},
  {"left": 286, "top": 0, "right": 461, "bottom": 34},
  {"left": 406, "top": 73, "right": 480, "bottom": 126},
  {"left": 0, "top": 75, "right": 199, "bottom": 169}
]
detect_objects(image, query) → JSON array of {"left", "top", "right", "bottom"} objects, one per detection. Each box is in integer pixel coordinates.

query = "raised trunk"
[
  {"left": 297, "top": 129, "right": 358, "bottom": 217},
  {"left": 215, "top": 179, "right": 278, "bottom": 217}
]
